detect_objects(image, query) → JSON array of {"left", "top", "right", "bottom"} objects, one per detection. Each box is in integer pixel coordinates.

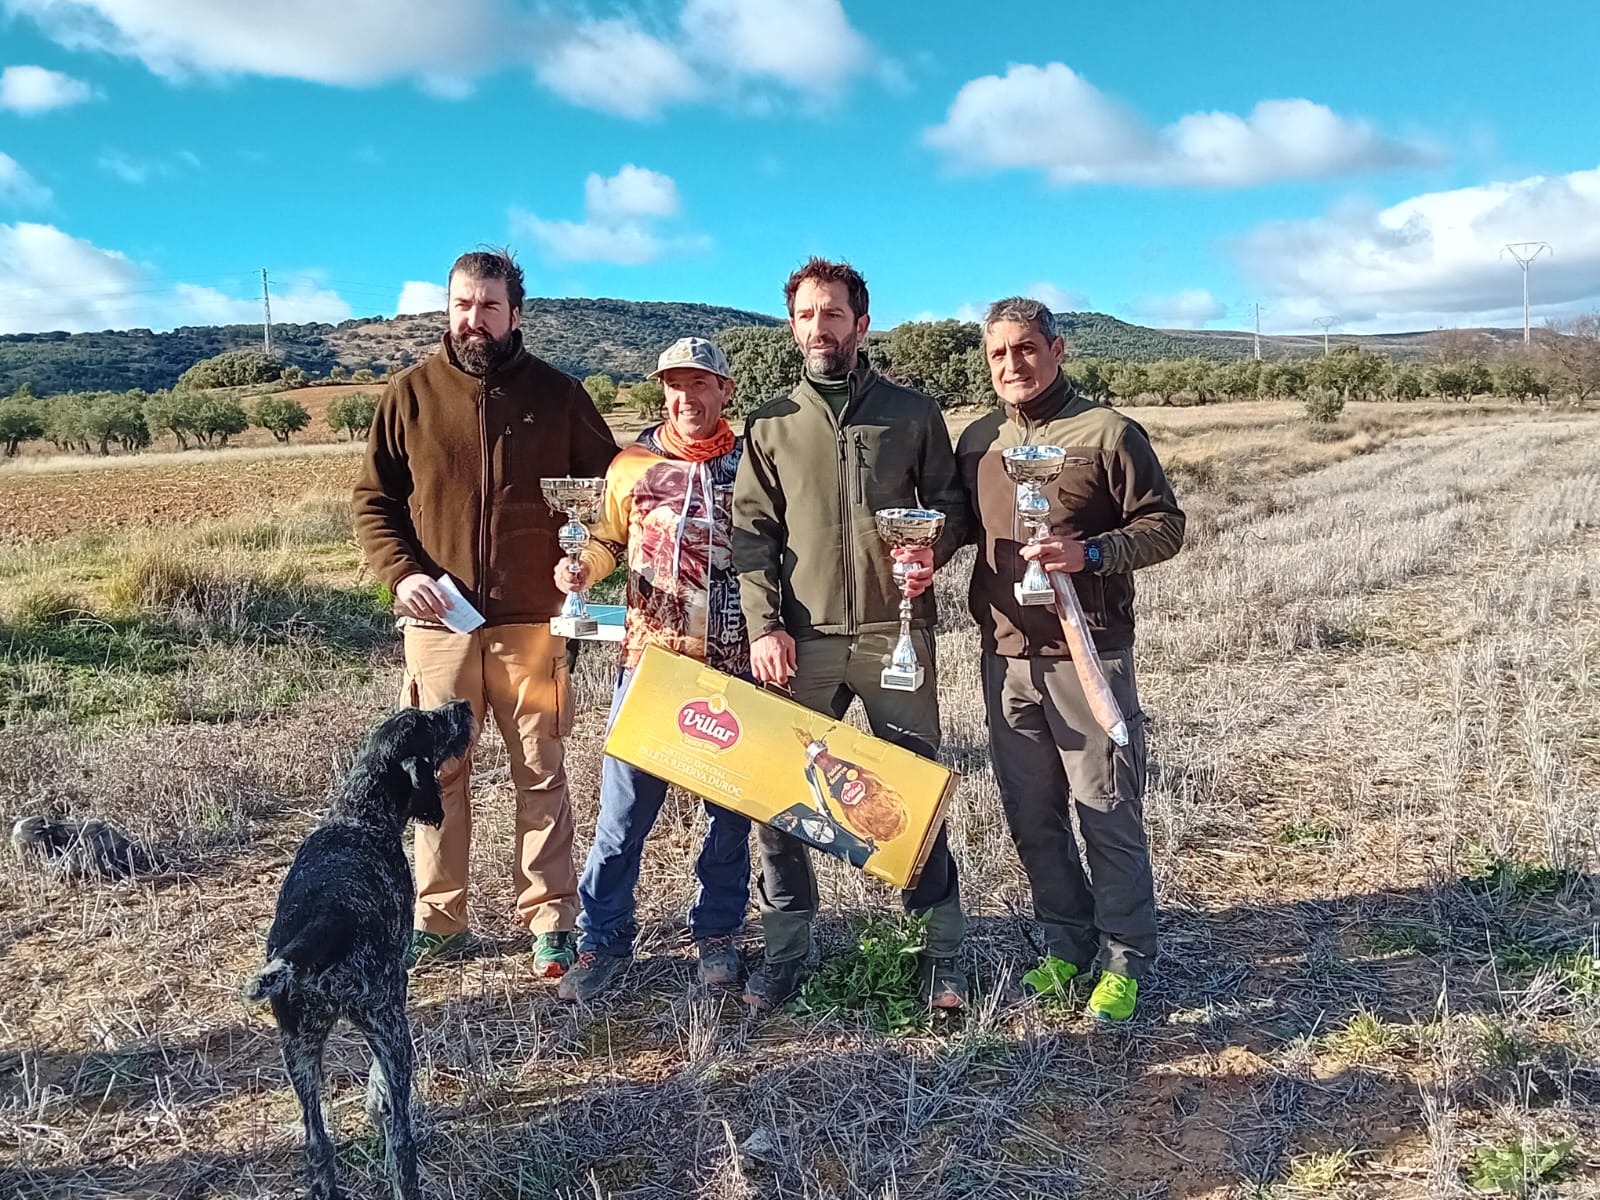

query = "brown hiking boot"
[
  {"left": 743, "top": 958, "right": 808, "bottom": 1012},
  {"left": 696, "top": 935, "right": 742, "bottom": 988}
]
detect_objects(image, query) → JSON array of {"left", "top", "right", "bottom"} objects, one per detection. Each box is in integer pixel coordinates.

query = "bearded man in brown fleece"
[{"left": 353, "top": 247, "right": 618, "bottom": 978}]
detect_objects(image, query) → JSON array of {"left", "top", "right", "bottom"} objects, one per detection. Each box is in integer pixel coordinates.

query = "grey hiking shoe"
[
  {"left": 696, "top": 935, "right": 742, "bottom": 988},
  {"left": 743, "top": 957, "right": 808, "bottom": 1011},
  {"left": 921, "top": 954, "right": 967, "bottom": 1011},
  {"left": 555, "top": 950, "right": 631, "bottom": 1002}
]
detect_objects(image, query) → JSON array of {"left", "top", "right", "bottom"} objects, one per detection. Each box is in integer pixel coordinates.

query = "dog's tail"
[{"left": 244, "top": 957, "right": 295, "bottom": 1005}]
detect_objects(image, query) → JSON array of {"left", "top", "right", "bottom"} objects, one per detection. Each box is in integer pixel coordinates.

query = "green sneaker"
[
  {"left": 1087, "top": 971, "right": 1139, "bottom": 1021},
  {"left": 1022, "top": 955, "right": 1082, "bottom": 998},
  {"left": 407, "top": 929, "right": 471, "bottom": 970},
  {"left": 533, "top": 931, "right": 576, "bottom": 978}
]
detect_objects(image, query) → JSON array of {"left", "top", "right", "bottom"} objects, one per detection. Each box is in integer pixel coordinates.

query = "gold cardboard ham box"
[{"left": 604, "top": 644, "right": 958, "bottom": 889}]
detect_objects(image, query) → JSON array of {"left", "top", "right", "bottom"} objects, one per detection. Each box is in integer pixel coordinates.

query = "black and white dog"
[{"left": 247, "top": 700, "right": 473, "bottom": 1200}]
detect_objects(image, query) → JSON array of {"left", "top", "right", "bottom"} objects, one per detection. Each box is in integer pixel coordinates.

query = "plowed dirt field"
[{"left": 0, "top": 449, "right": 363, "bottom": 541}]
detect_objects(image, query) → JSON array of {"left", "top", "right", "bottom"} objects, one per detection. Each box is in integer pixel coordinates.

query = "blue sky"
[{"left": 1, "top": 0, "right": 1597, "bottom": 338}]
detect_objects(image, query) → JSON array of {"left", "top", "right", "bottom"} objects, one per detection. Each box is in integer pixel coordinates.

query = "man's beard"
[
  {"left": 450, "top": 327, "right": 516, "bottom": 376},
  {"left": 803, "top": 334, "right": 857, "bottom": 378}
]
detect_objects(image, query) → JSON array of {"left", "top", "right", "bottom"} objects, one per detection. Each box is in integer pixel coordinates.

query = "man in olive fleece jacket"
[
  {"left": 733, "top": 257, "right": 971, "bottom": 1012},
  {"left": 956, "top": 296, "right": 1184, "bottom": 1021},
  {"left": 353, "top": 249, "right": 618, "bottom": 977}
]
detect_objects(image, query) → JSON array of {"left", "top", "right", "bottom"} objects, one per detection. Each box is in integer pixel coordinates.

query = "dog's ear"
[{"left": 399, "top": 756, "right": 446, "bottom": 826}]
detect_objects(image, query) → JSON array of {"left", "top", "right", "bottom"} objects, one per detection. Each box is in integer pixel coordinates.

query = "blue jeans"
[{"left": 577, "top": 668, "right": 753, "bottom": 956}]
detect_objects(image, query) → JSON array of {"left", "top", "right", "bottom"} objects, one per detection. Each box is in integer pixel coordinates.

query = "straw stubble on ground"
[{"left": 0, "top": 402, "right": 1597, "bottom": 1198}]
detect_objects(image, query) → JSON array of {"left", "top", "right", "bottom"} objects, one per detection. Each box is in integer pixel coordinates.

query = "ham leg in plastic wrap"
[{"left": 1047, "top": 570, "right": 1130, "bottom": 746}]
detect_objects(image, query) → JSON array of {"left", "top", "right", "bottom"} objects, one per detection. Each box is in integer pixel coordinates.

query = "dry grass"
[{"left": 1, "top": 403, "right": 1598, "bottom": 1198}]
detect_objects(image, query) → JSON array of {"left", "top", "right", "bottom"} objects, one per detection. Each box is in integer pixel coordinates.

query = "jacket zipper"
[
  {"left": 475, "top": 381, "right": 490, "bottom": 614},
  {"left": 836, "top": 422, "right": 855, "bottom": 635}
]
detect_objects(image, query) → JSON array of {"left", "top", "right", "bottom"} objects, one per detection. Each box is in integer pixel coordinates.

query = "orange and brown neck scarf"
[{"left": 657, "top": 418, "right": 735, "bottom": 463}]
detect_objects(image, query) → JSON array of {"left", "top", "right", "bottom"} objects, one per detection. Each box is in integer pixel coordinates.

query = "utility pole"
[
  {"left": 261, "top": 268, "right": 273, "bottom": 357},
  {"left": 1313, "top": 316, "right": 1335, "bottom": 356},
  {"left": 1500, "top": 242, "right": 1551, "bottom": 347},
  {"left": 1252, "top": 302, "right": 1263, "bottom": 361}
]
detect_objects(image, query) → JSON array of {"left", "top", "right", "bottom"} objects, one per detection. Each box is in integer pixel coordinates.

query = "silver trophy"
[
  {"left": 541, "top": 476, "right": 607, "bottom": 638},
  {"left": 1001, "top": 445, "right": 1067, "bottom": 606},
  {"left": 874, "top": 507, "right": 945, "bottom": 692}
]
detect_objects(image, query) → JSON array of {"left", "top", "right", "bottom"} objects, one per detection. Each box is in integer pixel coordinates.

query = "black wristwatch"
[{"left": 1084, "top": 538, "right": 1104, "bottom": 571}]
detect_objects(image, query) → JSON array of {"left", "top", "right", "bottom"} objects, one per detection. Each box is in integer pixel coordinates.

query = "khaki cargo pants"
[
  {"left": 982, "top": 648, "right": 1157, "bottom": 979},
  {"left": 401, "top": 622, "right": 577, "bottom": 936}
]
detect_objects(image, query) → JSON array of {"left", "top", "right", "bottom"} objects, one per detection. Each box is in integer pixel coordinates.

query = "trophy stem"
[{"left": 882, "top": 561, "right": 924, "bottom": 691}]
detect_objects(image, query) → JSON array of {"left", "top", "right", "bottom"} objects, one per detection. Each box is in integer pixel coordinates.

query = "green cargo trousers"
[
  {"left": 982, "top": 647, "right": 1157, "bottom": 980},
  {"left": 755, "top": 630, "right": 966, "bottom": 962}
]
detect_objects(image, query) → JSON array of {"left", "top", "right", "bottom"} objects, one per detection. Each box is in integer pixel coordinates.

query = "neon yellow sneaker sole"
[{"left": 1087, "top": 970, "right": 1138, "bottom": 1021}]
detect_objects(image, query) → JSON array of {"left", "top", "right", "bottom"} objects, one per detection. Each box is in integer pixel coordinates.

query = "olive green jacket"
[{"left": 733, "top": 358, "right": 968, "bottom": 641}]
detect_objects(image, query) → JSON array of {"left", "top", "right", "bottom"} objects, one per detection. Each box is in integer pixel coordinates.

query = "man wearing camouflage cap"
[{"left": 554, "top": 336, "right": 754, "bottom": 1001}]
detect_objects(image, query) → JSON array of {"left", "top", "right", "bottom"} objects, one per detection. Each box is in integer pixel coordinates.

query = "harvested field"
[{"left": 1, "top": 401, "right": 1597, "bottom": 1199}]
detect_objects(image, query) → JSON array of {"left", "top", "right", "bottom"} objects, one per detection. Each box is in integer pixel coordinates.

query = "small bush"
[
  {"left": 625, "top": 379, "right": 665, "bottom": 421},
  {"left": 251, "top": 394, "right": 311, "bottom": 443},
  {"left": 583, "top": 373, "right": 618, "bottom": 414},
  {"left": 328, "top": 392, "right": 379, "bottom": 440},
  {"left": 1304, "top": 388, "right": 1346, "bottom": 424}
]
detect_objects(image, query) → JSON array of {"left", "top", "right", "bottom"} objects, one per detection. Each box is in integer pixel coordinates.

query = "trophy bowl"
[
  {"left": 1000, "top": 445, "right": 1066, "bottom": 606},
  {"left": 540, "top": 476, "right": 607, "bottom": 638},
  {"left": 874, "top": 507, "right": 945, "bottom": 692}
]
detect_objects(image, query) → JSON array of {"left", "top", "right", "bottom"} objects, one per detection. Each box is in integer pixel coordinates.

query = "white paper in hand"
[{"left": 434, "top": 575, "right": 485, "bottom": 634}]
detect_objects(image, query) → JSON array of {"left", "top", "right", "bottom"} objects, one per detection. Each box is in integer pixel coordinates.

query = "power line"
[{"left": 1500, "top": 242, "right": 1552, "bottom": 347}]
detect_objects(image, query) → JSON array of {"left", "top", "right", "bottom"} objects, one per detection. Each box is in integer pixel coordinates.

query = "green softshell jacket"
[{"left": 733, "top": 358, "right": 969, "bottom": 641}]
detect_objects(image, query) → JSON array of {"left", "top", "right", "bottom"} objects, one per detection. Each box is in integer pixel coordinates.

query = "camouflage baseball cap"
[{"left": 648, "top": 336, "right": 731, "bottom": 380}]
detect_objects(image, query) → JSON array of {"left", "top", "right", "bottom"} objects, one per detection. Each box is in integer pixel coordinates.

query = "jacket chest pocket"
[
  {"left": 850, "top": 425, "right": 916, "bottom": 510},
  {"left": 1049, "top": 455, "right": 1103, "bottom": 527}
]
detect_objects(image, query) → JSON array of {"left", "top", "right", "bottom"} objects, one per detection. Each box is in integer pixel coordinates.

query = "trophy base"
[
  {"left": 880, "top": 665, "right": 924, "bottom": 692},
  {"left": 551, "top": 615, "right": 599, "bottom": 639},
  {"left": 1014, "top": 581, "right": 1056, "bottom": 607}
]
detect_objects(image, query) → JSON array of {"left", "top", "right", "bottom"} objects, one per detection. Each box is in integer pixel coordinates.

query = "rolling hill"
[{"left": 0, "top": 298, "right": 1529, "bottom": 397}]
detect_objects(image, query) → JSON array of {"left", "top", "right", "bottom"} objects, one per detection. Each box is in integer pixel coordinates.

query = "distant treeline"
[{"left": 6, "top": 316, "right": 1598, "bottom": 458}]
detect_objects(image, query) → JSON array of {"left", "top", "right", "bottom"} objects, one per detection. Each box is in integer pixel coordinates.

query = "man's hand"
[
  {"left": 553, "top": 559, "right": 591, "bottom": 595},
  {"left": 750, "top": 630, "right": 797, "bottom": 686},
  {"left": 891, "top": 545, "right": 936, "bottom": 599},
  {"left": 1020, "top": 536, "right": 1087, "bottom": 574},
  {"left": 395, "top": 572, "right": 450, "bottom": 620}
]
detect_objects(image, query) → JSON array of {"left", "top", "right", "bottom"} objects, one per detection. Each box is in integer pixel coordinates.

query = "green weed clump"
[
  {"left": 1466, "top": 1137, "right": 1573, "bottom": 1195},
  {"left": 793, "top": 915, "right": 929, "bottom": 1034}
]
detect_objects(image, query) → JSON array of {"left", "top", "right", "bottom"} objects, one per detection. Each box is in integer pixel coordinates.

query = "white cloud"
[
  {"left": 396, "top": 280, "right": 447, "bottom": 315},
  {"left": 1025, "top": 282, "right": 1088, "bottom": 313},
  {"left": 532, "top": 19, "right": 703, "bottom": 120},
  {"left": 173, "top": 279, "right": 349, "bottom": 325},
  {"left": 1132, "top": 289, "right": 1228, "bottom": 328},
  {"left": 1235, "top": 166, "right": 1600, "bottom": 332},
  {"left": 513, "top": 164, "right": 709, "bottom": 266},
  {"left": 96, "top": 148, "right": 199, "bottom": 184},
  {"left": 6, "top": 0, "right": 882, "bottom": 118},
  {"left": 678, "top": 0, "right": 869, "bottom": 92},
  {"left": 0, "top": 221, "right": 350, "bottom": 333},
  {"left": 3, "top": 0, "right": 515, "bottom": 88},
  {"left": 585, "top": 164, "right": 680, "bottom": 222},
  {"left": 0, "top": 151, "right": 51, "bottom": 206},
  {"left": 0, "top": 64, "right": 95, "bottom": 112},
  {"left": 924, "top": 62, "right": 1439, "bottom": 188}
]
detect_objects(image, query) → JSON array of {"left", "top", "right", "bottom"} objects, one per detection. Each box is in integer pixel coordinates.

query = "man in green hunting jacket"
[
  {"left": 733, "top": 256, "right": 970, "bottom": 1013},
  {"left": 956, "top": 296, "right": 1184, "bottom": 1022}
]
